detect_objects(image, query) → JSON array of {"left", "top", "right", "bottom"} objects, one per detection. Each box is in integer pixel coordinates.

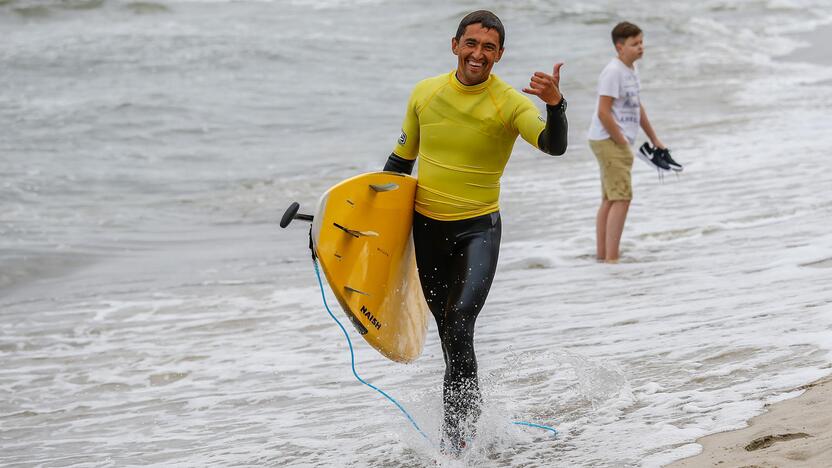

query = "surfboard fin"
[
  {"left": 333, "top": 222, "right": 379, "bottom": 238},
  {"left": 344, "top": 285, "right": 370, "bottom": 296},
  {"left": 356, "top": 230, "right": 379, "bottom": 237},
  {"left": 369, "top": 183, "right": 399, "bottom": 192}
]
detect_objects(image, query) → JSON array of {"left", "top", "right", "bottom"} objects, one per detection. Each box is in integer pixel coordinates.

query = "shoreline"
[{"left": 665, "top": 373, "right": 832, "bottom": 467}]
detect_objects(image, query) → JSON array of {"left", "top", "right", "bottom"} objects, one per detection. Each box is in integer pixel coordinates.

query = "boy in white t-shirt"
[{"left": 587, "top": 21, "right": 668, "bottom": 263}]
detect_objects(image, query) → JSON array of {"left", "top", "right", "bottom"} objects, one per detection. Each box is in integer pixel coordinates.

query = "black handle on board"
[{"left": 280, "top": 202, "right": 313, "bottom": 228}]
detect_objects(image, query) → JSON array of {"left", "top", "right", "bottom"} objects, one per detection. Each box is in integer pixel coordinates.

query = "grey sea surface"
[{"left": 2, "top": 0, "right": 832, "bottom": 466}]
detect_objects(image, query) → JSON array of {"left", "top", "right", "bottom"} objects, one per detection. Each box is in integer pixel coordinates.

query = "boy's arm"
[
  {"left": 597, "top": 96, "right": 629, "bottom": 146},
  {"left": 639, "top": 104, "right": 665, "bottom": 149}
]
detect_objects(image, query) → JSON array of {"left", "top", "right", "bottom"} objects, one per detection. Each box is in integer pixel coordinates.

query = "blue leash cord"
[
  {"left": 310, "top": 257, "right": 558, "bottom": 443},
  {"left": 512, "top": 421, "right": 558, "bottom": 433},
  {"left": 312, "top": 258, "right": 433, "bottom": 443}
]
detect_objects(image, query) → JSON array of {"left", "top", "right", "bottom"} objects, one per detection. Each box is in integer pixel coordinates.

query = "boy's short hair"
[
  {"left": 611, "top": 21, "right": 642, "bottom": 45},
  {"left": 456, "top": 10, "right": 505, "bottom": 48}
]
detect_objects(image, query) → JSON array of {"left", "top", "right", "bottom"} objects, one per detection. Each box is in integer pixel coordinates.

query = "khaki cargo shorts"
[{"left": 589, "top": 139, "right": 634, "bottom": 201}]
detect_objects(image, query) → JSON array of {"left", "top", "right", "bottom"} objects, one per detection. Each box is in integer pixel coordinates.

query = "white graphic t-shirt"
[{"left": 587, "top": 58, "right": 641, "bottom": 144}]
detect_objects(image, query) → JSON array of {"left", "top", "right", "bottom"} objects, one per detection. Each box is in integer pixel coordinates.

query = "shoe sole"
[
  {"left": 637, "top": 150, "right": 671, "bottom": 171},
  {"left": 664, "top": 158, "right": 683, "bottom": 172}
]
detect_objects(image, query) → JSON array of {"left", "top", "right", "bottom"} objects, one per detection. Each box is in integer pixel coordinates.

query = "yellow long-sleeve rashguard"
[{"left": 392, "top": 70, "right": 546, "bottom": 221}]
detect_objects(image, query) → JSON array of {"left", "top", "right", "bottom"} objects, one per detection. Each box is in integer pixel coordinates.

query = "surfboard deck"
[{"left": 311, "top": 171, "right": 428, "bottom": 363}]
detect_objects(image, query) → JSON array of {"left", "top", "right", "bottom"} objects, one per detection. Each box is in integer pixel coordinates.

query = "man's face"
[
  {"left": 451, "top": 23, "right": 504, "bottom": 86},
  {"left": 616, "top": 33, "right": 644, "bottom": 64}
]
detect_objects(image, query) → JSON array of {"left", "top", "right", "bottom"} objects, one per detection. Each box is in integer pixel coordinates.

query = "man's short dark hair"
[
  {"left": 611, "top": 21, "right": 642, "bottom": 45},
  {"left": 455, "top": 10, "right": 505, "bottom": 48}
]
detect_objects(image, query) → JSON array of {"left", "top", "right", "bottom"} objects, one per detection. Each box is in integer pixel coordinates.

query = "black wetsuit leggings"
[{"left": 412, "top": 211, "right": 501, "bottom": 441}]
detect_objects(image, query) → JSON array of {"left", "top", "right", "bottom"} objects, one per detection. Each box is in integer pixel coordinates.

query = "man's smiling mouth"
[{"left": 467, "top": 59, "right": 485, "bottom": 70}]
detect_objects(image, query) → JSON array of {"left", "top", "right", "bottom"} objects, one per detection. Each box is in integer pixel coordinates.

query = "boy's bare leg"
[
  {"left": 596, "top": 199, "right": 612, "bottom": 260},
  {"left": 604, "top": 200, "right": 630, "bottom": 262}
]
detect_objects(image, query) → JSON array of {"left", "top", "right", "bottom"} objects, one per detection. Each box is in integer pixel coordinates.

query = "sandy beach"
[{"left": 666, "top": 373, "right": 832, "bottom": 467}]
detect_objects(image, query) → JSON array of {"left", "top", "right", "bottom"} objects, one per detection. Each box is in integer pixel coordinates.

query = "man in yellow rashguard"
[{"left": 382, "top": 10, "right": 568, "bottom": 453}]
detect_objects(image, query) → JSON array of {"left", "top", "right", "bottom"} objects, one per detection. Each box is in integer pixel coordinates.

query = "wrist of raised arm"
[{"left": 546, "top": 96, "right": 566, "bottom": 111}]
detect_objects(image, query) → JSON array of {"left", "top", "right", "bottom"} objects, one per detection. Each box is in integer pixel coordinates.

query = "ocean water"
[{"left": 2, "top": 0, "right": 832, "bottom": 466}]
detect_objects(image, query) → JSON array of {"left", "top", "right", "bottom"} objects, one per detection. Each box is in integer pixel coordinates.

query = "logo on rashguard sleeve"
[{"left": 398, "top": 130, "right": 407, "bottom": 145}]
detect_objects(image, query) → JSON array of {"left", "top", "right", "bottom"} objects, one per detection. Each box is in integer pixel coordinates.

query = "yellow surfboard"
[{"left": 310, "top": 172, "right": 429, "bottom": 363}]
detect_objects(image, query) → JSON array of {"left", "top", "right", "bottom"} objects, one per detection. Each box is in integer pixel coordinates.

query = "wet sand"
[{"left": 666, "top": 374, "right": 832, "bottom": 467}]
